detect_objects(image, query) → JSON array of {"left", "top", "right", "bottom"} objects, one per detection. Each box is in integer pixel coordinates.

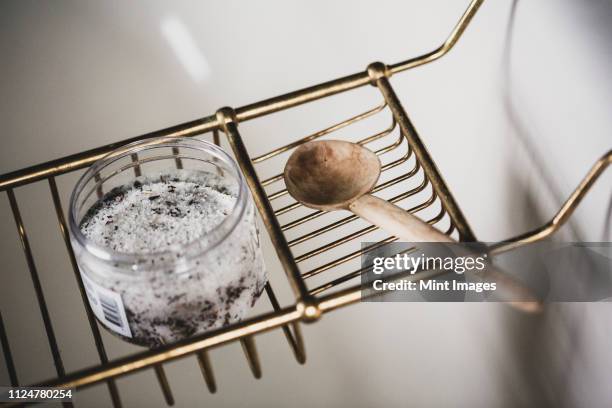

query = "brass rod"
[
  {"left": 212, "top": 130, "right": 224, "bottom": 176},
  {"left": 94, "top": 173, "right": 103, "bottom": 199},
  {"left": 295, "top": 224, "right": 378, "bottom": 264},
  {"left": 218, "top": 108, "right": 310, "bottom": 301},
  {"left": 374, "top": 75, "right": 476, "bottom": 241},
  {"left": 260, "top": 117, "right": 396, "bottom": 188},
  {"left": 252, "top": 102, "right": 386, "bottom": 163},
  {"left": 0, "top": 311, "right": 19, "bottom": 386},
  {"left": 287, "top": 211, "right": 367, "bottom": 247},
  {"left": 171, "top": 147, "right": 184, "bottom": 170},
  {"left": 196, "top": 351, "right": 217, "bottom": 393},
  {"left": 290, "top": 323, "right": 306, "bottom": 364},
  {"left": 380, "top": 145, "right": 414, "bottom": 171},
  {"left": 264, "top": 283, "right": 306, "bottom": 364},
  {"left": 260, "top": 173, "right": 285, "bottom": 188},
  {"left": 357, "top": 118, "right": 397, "bottom": 146},
  {"left": 154, "top": 365, "right": 175, "bottom": 406},
  {"left": 240, "top": 337, "right": 262, "bottom": 379},
  {"left": 6, "top": 189, "right": 68, "bottom": 380},
  {"left": 130, "top": 153, "right": 142, "bottom": 177},
  {"left": 48, "top": 178, "right": 123, "bottom": 408},
  {"left": 490, "top": 150, "right": 612, "bottom": 255},
  {"left": 301, "top": 193, "right": 438, "bottom": 279},
  {"left": 311, "top": 271, "right": 363, "bottom": 297},
  {"left": 34, "top": 307, "right": 301, "bottom": 390},
  {"left": 373, "top": 129, "right": 403, "bottom": 155},
  {"left": 389, "top": 0, "right": 485, "bottom": 74},
  {"left": 428, "top": 203, "right": 447, "bottom": 225},
  {"left": 267, "top": 187, "right": 289, "bottom": 202},
  {"left": 317, "top": 284, "right": 363, "bottom": 314},
  {"left": 409, "top": 188, "right": 438, "bottom": 212},
  {"left": 310, "top": 246, "right": 417, "bottom": 296},
  {"left": 296, "top": 196, "right": 442, "bottom": 274},
  {"left": 0, "top": 118, "right": 218, "bottom": 191},
  {"left": 445, "top": 223, "right": 456, "bottom": 236},
  {"left": 273, "top": 200, "right": 302, "bottom": 218},
  {"left": 293, "top": 176, "right": 430, "bottom": 263},
  {"left": 303, "top": 237, "right": 397, "bottom": 279},
  {"left": 234, "top": 72, "right": 371, "bottom": 123}
]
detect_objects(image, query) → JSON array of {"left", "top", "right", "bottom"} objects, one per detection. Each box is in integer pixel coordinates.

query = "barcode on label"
[
  {"left": 79, "top": 270, "right": 132, "bottom": 338},
  {"left": 99, "top": 293, "right": 123, "bottom": 328}
]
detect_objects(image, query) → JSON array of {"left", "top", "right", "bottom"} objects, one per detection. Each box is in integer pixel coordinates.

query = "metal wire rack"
[{"left": 0, "top": 0, "right": 610, "bottom": 406}]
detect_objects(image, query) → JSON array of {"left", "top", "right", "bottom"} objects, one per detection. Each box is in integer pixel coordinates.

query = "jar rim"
[{"left": 68, "top": 136, "right": 248, "bottom": 272}]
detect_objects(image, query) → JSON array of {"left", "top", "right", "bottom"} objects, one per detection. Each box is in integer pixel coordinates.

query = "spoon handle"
[
  {"left": 349, "top": 194, "right": 453, "bottom": 243},
  {"left": 349, "top": 194, "right": 541, "bottom": 313}
]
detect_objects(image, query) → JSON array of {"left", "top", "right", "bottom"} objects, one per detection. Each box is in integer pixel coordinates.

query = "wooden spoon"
[{"left": 284, "top": 140, "right": 541, "bottom": 312}]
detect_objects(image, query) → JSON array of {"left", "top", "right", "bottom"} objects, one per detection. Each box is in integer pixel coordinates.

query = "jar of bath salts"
[{"left": 69, "top": 137, "right": 267, "bottom": 348}]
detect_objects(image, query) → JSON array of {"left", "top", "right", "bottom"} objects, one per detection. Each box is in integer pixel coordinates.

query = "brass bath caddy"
[{"left": 0, "top": 0, "right": 610, "bottom": 405}]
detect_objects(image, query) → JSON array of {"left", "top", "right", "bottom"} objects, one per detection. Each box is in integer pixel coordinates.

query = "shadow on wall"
[
  {"left": 498, "top": 1, "right": 612, "bottom": 407},
  {"left": 501, "top": 0, "right": 579, "bottom": 242}
]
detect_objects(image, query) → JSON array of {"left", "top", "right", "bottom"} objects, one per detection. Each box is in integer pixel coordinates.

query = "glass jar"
[{"left": 69, "top": 137, "right": 267, "bottom": 348}]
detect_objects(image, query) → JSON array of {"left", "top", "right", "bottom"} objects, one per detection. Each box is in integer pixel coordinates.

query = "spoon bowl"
[{"left": 284, "top": 140, "right": 380, "bottom": 210}]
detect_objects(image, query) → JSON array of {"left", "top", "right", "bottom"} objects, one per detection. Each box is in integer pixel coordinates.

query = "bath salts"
[
  {"left": 78, "top": 170, "right": 267, "bottom": 348},
  {"left": 81, "top": 172, "right": 237, "bottom": 254}
]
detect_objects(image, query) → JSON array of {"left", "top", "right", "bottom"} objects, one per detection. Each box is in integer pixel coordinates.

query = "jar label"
[{"left": 80, "top": 271, "right": 132, "bottom": 338}]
